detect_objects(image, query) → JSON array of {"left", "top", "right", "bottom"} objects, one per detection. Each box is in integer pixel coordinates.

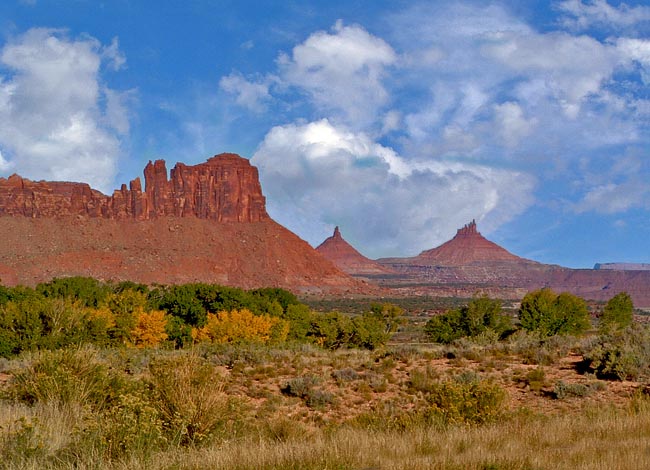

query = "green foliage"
[
  {"left": 165, "top": 315, "right": 193, "bottom": 348},
  {"left": 0, "top": 297, "right": 92, "bottom": 357},
  {"left": 599, "top": 292, "right": 634, "bottom": 333},
  {"left": 518, "top": 289, "right": 590, "bottom": 337},
  {"left": 582, "top": 324, "right": 650, "bottom": 381},
  {"left": 425, "top": 295, "right": 511, "bottom": 344},
  {"left": 36, "top": 277, "right": 111, "bottom": 308}
]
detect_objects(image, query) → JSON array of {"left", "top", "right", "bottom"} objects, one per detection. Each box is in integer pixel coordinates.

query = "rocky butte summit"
[
  {"left": 315, "top": 226, "right": 393, "bottom": 276},
  {"left": 0, "top": 153, "right": 360, "bottom": 293},
  {"left": 317, "top": 220, "right": 650, "bottom": 308}
]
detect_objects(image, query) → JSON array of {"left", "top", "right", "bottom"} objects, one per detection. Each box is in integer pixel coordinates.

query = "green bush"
[
  {"left": 36, "top": 277, "right": 111, "bottom": 308},
  {"left": 582, "top": 324, "right": 650, "bottom": 381},
  {"left": 518, "top": 289, "right": 590, "bottom": 337},
  {"left": 599, "top": 292, "right": 634, "bottom": 333},
  {"left": 425, "top": 295, "right": 511, "bottom": 344}
]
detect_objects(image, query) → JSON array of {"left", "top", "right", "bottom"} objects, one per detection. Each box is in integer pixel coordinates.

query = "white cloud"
[
  {"left": 219, "top": 72, "right": 271, "bottom": 112},
  {"left": 277, "top": 20, "right": 396, "bottom": 128},
  {"left": 483, "top": 31, "right": 619, "bottom": 118},
  {"left": 0, "top": 28, "right": 127, "bottom": 192},
  {"left": 494, "top": 102, "right": 537, "bottom": 147},
  {"left": 102, "top": 37, "right": 126, "bottom": 71},
  {"left": 557, "top": 0, "right": 650, "bottom": 30},
  {"left": 575, "top": 180, "right": 650, "bottom": 213},
  {"left": 0, "top": 150, "right": 12, "bottom": 172},
  {"left": 252, "top": 119, "right": 535, "bottom": 257}
]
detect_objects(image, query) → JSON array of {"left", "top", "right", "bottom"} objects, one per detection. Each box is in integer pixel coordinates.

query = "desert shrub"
[
  {"left": 518, "top": 289, "right": 590, "bottom": 337},
  {"left": 131, "top": 308, "right": 168, "bottom": 348},
  {"left": 147, "top": 353, "right": 239, "bottom": 445},
  {"left": 72, "top": 389, "right": 166, "bottom": 461},
  {"left": 425, "top": 295, "right": 511, "bottom": 344},
  {"left": 553, "top": 381, "right": 592, "bottom": 399},
  {"left": 425, "top": 376, "right": 506, "bottom": 426},
  {"left": 408, "top": 366, "right": 441, "bottom": 393},
  {"left": 0, "top": 417, "right": 46, "bottom": 464},
  {"left": 582, "top": 324, "right": 650, "bottom": 380},
  {"left": 282, "top": 375, "right": 321, "bottom": 398},
  {"left": 332, "top": 368, "right": 360, "bottom": 383},
  {"left": 6, "top": 346, "right": 124, "bottom": 409},
  {"left": 305, "top": 388, "right": 336, "bottom": 408},
  {"left": 524, "top": 367, "right": 547, "bottom": 393},
  {"left": 599, "top": 292, "right": 634, "bottom": 334},
  {"left": 192, "top": 309, "right": 288, "bottom": 345},
  {"left": 281, "top": 375, "right": 334, "bottom": 408}
]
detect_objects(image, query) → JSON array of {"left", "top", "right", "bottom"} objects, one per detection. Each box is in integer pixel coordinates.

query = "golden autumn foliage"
[
  {"left": 131, "top": 308, "right": 168, "bottom": 348},
  {"left": 192, "top": 308, "right": 288, "bottom": 345},
  {"left": 86, "top": 306, "right": 116, "bottom": 330}
]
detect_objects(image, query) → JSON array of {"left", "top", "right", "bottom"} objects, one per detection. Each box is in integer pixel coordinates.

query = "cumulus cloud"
[
  {"left": 483, "top": 31, "right": 620, "bottom": 118},
  {"left": 0, "top": 28, "right": 129, "bottom": 192},
  {"left": 219, "top": 2, "right": 650, "bottom": 257},
  {"left": 219, "top": 72, "right": 271, "bottom": 112},
  {"left": 557, "top": 0, "right": 650, "bottom": 30},
  {"left": 277, "top": 20, "right": 396, "bottom": 128},
  {"left": 252, "top": 119, "right": 535, "bottom": 257}
]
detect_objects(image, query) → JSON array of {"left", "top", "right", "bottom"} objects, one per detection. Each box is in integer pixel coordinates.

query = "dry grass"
[
  {"left": 1, "top": 339, "right": 650, "bottom": 469},
  {"left": 75, "top": 404, "right": 650, "bottom": 470}
]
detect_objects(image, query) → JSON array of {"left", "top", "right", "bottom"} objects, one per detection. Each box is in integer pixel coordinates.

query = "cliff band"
[{"left": 0, "top": 153, "right": 268, "bottom": 222}]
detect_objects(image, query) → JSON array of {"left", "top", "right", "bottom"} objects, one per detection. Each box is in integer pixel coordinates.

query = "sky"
[{"left": 0, "top": 0, "right": 649, "bottom": 268}]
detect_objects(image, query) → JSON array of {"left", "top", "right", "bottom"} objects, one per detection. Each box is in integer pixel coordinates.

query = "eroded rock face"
[
  {"left": 0, "top": 153, "right": 268, "bottom": 222},
  {"left": 0, "top": 154, "right": 368, "bottom": 293}
]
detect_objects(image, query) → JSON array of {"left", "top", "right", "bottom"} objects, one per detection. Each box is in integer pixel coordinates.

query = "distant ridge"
[
  {"left": 316, "top": 227, "right": 393, "bottom": 276},
  {"left": 594, "top": 263, "right": 650, "bottom": 271}
]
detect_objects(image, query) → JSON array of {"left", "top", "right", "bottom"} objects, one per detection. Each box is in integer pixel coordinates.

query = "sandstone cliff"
[
  {"left": 0, "top": 154, "right": 366, "bottom": 293},
  {"left": 0, "top": 153, "right": 268, "bottom": 222}
]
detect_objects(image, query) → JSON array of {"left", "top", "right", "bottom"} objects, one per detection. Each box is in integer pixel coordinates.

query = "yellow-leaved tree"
[
  {"left": 131, "top": 308, "right": 168, "bottom": 348},
  {"left": 192, "top": 309, "right": 288, "bottom": 345}
]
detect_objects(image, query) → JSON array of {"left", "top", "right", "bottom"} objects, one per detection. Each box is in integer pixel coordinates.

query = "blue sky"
[{"left": 0, "top": 0, "right": 649, "bottom": 268}]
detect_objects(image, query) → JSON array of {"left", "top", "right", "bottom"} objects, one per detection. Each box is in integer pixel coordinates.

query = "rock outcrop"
[
  {"left": 316, "top": 227, "right": 393, "bottom": 276},
  {"left": 0, "top": 153, "right": 268, "bottom": 222},
  {"left": 412, "top": 220, "right": 525, "bottom": 265},
  {"left": 0, "top": 153, "right": 368, "bottom": 294}
]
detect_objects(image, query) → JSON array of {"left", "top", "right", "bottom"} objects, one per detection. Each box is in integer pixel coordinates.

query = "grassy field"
[{"left": 1, "top": 334, "right": 649, "bottom": 469}]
